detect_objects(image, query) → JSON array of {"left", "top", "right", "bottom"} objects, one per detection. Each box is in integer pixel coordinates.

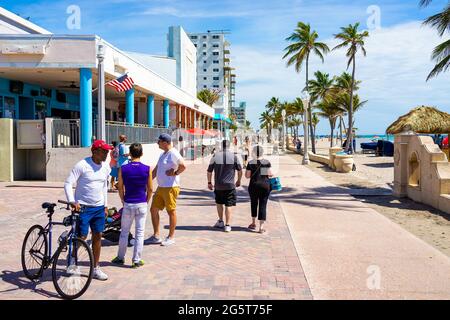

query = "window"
[
  {"left": 203, "top": 35, "right": 207, "bottom": 39},
  {"left": 213, "top": 52, "right": 219, "bottom": 56},
  {"left": 213, "top": 44, "right": 219, "bottom": 48},
  {"left": 190, "top": 36, "right": 198, "bottom": 39},
  {"left": 3, "top": 96, "right": 16, "bottom": 118},
  {"left": 213, "top": 60, "right": 219, "bottom": 64},
  {"left": 203, "top": 52, "right": 207, "bottom": 56},
  {"left": 203, "top": 44, "right": 207, "bottom": 48},
  {"left": 204, "top": 61, "right": 207, "bottom": 64},
  {"left": 212, "top": 35, "right": 220, "bottom": 39},
  {"left": 203, "top": 77, "right": 207, "bottom": 80},
  {"left": 213, "top": 69, "right": 219, "bottom": 72},
  {"left": 213, "top": 85, "right": 219, "bottom": 88},
  {"left": 203, "top": 69, "right": 207, "bottom": 72},
  {"left": 194, "top": 44, "right": 197, "bottom": 47},
  {"left": 203, "top": 85, "right": 207, "bottom": 88},
  {"left": 213, "top": 77, "right": 220, "bottom": 81}
]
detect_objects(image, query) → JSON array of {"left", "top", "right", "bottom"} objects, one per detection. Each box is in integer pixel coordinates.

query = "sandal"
[{"left": 248, "top": 223, "right": 256, "bottom": 230}]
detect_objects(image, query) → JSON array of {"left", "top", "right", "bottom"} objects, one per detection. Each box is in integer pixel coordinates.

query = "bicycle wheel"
[
  {"left": 52, "top": 237, "right": 94, "bottom": 300},
  {"left": 21, "top": 225, "right": 48, "bottom": 280}
]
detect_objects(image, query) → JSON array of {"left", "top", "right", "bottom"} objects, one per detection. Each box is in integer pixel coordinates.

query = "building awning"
[{"left": 213, "top": 114, "right": 232, "bottom": 124}]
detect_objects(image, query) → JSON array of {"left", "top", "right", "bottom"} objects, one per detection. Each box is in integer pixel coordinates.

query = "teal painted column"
[
  {"left": 147, "top": 95, "right": 154, "bottom": 127},
  {"left": 126, "top": 88, "right": 134, "bottom": 125},
  {"left": 80, "top": 68, "right": 92, "bottom": 147},
  {"left": 163, "top": 99, "right": 169, "bottom": 128}
]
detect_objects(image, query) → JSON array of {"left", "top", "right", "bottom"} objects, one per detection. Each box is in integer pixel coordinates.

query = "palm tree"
[
  {"left": 333, "top": 23, "right": 369, "bottom": 152},
  {"left": 336, "top": 93, "right": 368, "bottom": 127},
  {"left": 420, "top": 0, "right": 450, "bottom": 80},
  {"left": 316, "top": 98, "right": 342, "bottom": 147},
  {"left": 283, "top": 22, "right": 330, "bottom": 154},
  {"left": 266, "top": 97, "right": 281, "bottom": 115},
  {"left": 307, "top": 71, "right": 335, "bottom": 103},
  {"left": 197, "top": 89, "right": 220, "bottom": 106},
  {"left": 260, "top": 111, "right": 273, "bottom": 142},
  {"left": 310, "top": 113, "right": 320, "bottom": 144}
]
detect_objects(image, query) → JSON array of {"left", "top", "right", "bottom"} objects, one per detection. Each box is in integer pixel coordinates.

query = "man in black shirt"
[{"left": 207, "top": 140, "right": 242, "bottom": 232}]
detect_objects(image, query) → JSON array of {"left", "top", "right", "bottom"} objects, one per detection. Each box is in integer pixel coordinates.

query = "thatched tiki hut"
[
  {"left": 386, "top": 106, "right": 450, "bottom": 214},
  {"left": 386, "top": 106, "right": 450, "bottom": 135}
]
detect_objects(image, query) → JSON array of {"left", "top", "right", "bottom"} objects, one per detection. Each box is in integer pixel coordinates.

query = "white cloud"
[{"left": 234, "top": 21, "right": 450, "bottom": 134}]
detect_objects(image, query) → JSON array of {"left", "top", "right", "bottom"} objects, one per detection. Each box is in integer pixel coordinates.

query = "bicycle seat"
[{"left": 42, "top": 202, "right": 56, "bottom": 209}]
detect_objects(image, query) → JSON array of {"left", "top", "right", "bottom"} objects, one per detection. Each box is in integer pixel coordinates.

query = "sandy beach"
[{"left": 293, "top": 138, "right": 450, "bottom": 257}]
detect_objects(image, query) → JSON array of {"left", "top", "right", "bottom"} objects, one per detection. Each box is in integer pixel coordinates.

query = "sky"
[{"left": 4, "top": 0, "right": 450, "bottom": 135}]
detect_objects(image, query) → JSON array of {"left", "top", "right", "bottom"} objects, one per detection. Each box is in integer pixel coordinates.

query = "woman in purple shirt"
[{"left": 112, "top": 143, "right": 153, "bottom": 268}]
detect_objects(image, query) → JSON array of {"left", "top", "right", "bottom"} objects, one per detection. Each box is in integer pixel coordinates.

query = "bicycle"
[{"left": 21, "top": 200, "right": 94, "bottom": 300}]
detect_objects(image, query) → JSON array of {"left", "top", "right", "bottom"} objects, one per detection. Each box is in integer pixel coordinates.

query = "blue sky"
[{"left": 4, "top": 0, "right": 450, "bottom": 134}]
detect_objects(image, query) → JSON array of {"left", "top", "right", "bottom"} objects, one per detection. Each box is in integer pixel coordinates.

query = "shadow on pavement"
[
  {"left": 167, "top": 225, "right": 255, "bottom": 233},
  {"left": 0, "top": 270, "right": 60, "bottom": 299},
  {"left": 355, "top": 195, "right": 450, "bottom": 220},
  {"left": 363, "top": 162, "right": 394, "bottom": 168}
]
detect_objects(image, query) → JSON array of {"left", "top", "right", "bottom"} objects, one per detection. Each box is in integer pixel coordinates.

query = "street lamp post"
[
  {"left": 281, "top": 109, "right": 286, "bottom": 152},
  {"left": 97, "top": 44, "right": 106, "bottom": 141},
  {"left": 302, "top": 95, "right": 310, "bottom": 165}
]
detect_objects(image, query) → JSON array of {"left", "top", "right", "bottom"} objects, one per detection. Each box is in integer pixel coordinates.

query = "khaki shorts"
[{"left": 151, "top": 187, "right": 180, "bottom": 212}]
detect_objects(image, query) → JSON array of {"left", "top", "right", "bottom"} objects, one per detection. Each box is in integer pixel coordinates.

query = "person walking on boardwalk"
[
  {"left": 145, "top": 134, "right": 186, "bottom": 246},
  {"left": 245, "top": 145, "right": 273, "bottom": 234},
  {"left": 112, "top": 143, "right": 153, "bottom": 268},
  {"left": 64, "top": 140, "right": 113, "bottom": 280},
  {"left": 207, "top": 140, "right": 243, "bottom": 232},
  {"left": 118, "top": 134, "right": 130, "bottom": 167}
]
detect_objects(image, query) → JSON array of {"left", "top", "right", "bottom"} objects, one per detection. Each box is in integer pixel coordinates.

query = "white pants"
[{"left": 117, "top": 202, "right": 148, "bottom": 263}]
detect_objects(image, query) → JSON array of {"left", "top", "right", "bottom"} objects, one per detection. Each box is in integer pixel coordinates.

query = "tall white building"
[
  {"left": 188, "top": 31, "right": 236, "bottom": 118},
  {"left": 232, "top": 101, "right": 246, "bottom": 125}
]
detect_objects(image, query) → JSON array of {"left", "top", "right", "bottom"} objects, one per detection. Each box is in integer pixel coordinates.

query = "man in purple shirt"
[{"left": 112, "top": 143, "right": 153, "bottom": 268}]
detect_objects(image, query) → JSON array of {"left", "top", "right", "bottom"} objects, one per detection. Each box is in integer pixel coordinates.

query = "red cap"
[{"left": 91, "top": 140, "right": 114, "bottom": 151}]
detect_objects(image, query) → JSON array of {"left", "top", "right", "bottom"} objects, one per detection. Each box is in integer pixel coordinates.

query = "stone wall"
[{"left": 394, "top": 134, "right": 450, "bottom": 214}]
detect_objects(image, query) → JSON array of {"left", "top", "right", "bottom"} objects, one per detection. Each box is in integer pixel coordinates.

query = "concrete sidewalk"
[
  {"left": 1, "top": 152, "right": 449, "bottom": 300},
  {"left": 277, "top": 152, "right": 450, "bottom": 299},
  {"left": 0, "top": 156, "right": 311, "bottom": 300}
]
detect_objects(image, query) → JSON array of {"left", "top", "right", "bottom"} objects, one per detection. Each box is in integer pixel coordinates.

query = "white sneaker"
[
  {"left": 66, "top": 264, "right": 81, "bottom": 276},
  {"left": 161, "top": 237, "right": 175, "bottom": 246},
  {"left": 214, "top": 220, "right": 225, "bottom": 228},
  {"left": 93, "top": 267, "right": 108, "bottom": 281},
  {"left": 224, "top": 225, "right": 232, "bottom": 232}
]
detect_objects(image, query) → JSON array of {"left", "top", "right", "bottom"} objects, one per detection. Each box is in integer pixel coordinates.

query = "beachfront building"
[
  {"left": 0, "top": 8, "right": 214, "bottom": 182},
  {"left": 231, "top": 101, "right": 247, "bottom": 125},
  {"left": 188, "top": 30, "right": 236, "bottom": 135}
]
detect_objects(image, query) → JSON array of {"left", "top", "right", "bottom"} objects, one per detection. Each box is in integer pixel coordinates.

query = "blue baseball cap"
[{"left": 158, "top": 133, "right": 172, "bottom": 143}]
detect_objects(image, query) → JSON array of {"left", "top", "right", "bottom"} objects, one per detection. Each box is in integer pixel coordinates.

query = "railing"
[
  {"left": 105, "top": 121, "right": 171, "bottom": 145},
  {"left": 52, "top": 119, "right": 80, "bottom": 148},
  {"left": 51, "top": 119, "right": 171, "bottom": 147}
]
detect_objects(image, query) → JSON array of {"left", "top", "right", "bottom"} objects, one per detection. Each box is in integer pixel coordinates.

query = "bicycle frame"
[{"left": 31, "top": 207, "right": 79, "bottom": 273}]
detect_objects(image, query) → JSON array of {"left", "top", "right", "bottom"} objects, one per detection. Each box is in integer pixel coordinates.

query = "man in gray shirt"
[{"left": 207, "top": 140, "right": 242, "bottom": 232}]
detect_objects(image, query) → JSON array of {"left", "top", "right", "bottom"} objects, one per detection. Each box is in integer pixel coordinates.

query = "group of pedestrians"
[{"left": 63, "top": 133, "right": 273, "bottom": 280}]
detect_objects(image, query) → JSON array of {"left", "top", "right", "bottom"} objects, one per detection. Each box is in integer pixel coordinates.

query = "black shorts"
[{"left": 214, "top": 189, "right": 237, "bottom": 207}]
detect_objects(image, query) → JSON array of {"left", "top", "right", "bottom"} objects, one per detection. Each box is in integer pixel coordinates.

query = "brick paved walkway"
[{"left": 0, "top": 157, "right": 312, "bottom": 300}]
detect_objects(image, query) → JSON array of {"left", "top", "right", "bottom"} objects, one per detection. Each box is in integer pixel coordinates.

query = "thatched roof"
[{"left": 386, "top": 106, "right": 450, "bottom": 134}]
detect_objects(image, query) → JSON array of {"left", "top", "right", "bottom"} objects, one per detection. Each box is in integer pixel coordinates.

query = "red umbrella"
[{"left": 186, "top": 128, "right": 207, "bottom": 136}]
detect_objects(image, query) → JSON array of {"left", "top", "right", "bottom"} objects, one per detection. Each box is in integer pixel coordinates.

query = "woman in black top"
[{"left": 245, "top": 145, "right": 273, "bottom": 233}]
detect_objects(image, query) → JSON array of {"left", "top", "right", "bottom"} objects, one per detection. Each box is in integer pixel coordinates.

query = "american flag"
[{"left": 106, "top": 73, "right": 134, "bottom": 92}]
